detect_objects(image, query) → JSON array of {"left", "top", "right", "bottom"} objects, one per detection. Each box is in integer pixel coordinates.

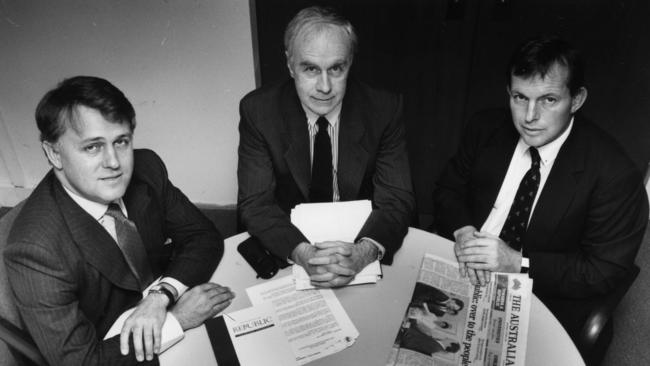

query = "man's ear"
[
  {"left": 42, "top": 141, "right": 62, "bottom": 169},
  {"left": 285, "top": 51, "right": 295, "bottom": 78},
  {"left": 570, "top": 87, "right": 588, "bottom": 114}
]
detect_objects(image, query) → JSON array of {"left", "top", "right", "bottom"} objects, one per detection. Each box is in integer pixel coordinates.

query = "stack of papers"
[
  {"left": 246, "top": 275, "right": 359, "bottom": 365},
  {"left": 290, "top": 200, "right": 382, "bottom": 289}
]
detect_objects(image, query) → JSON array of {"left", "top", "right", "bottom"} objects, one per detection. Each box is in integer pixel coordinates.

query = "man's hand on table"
[
  {"left": 171, "top": 283, "right": 235, "bottom": 330},
  {"left": 453, "top": 225, "right": 491, "bottom": 286},
  {"left": 291, "top": 240, "right": 378, "bottom": 288},
  {"left": 119, "top": 292, "right": 168, "bottom": 361},
  {"left": 455, "top": 231, "right": 522, "bottom": 285}
]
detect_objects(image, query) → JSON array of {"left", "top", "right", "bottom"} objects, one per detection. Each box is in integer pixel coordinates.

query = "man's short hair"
[
  {"left": 507, "top": 35, "right": 585, "bottom": 96},
  {"left": 283, "top": 5, "right": 357, "bottom": 59},
  {"left": 36, "top": 76, "right": 136, "bottom": 143}
]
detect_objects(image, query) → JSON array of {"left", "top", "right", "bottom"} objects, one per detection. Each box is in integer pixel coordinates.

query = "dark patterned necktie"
[
  {"left": 105, "top": 203, "right": 153, "bottom": 289},
  {"left": 309, "top": 117, "right": 333, "bottom": 202},
  {"left": 499, "top": 147, "right": 541, "bottom": 251}
]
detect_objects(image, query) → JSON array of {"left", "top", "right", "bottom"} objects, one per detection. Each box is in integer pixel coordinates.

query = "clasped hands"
[
  {"left": 453, "top": 225, "right": 522, "bottom": 286},
  {"left": 119, "top": 282, "right": 235, "bottom": 362},
  {"left": 292, "top": 239, "right": 378, "bottom": 288}
]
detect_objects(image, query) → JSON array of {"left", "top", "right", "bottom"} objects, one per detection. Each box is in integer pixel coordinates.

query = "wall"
[{"left": 0, "top": 0, "right": 256, "bottom": 206}]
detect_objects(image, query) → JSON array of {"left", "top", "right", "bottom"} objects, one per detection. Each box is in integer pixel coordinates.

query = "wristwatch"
[
  {"left": 520, "top": 257, "right": 530, "bottom": 274},
  {"left": 149, "top": 283, "right": 176, "bottom": 308}
]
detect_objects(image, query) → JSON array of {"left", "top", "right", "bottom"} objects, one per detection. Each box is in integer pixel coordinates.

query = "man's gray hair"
[{"left": 284, "top": 6, "right": 357, "bottom": 59}]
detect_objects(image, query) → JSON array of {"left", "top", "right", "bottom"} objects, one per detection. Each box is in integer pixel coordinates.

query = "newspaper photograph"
[{"left": 386, "top": 253, "right": 533, "bottom": 366}]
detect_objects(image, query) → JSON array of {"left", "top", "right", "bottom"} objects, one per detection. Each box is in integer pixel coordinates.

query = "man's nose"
[
  {"left": 102, "top": 146, "right": 120, "bottom": 169},
  {"left": 316, "top": 71, "right": 331, "bottom": 94},
  {"left": 525, "top": 101, "right": 539, "bottom": 122}
]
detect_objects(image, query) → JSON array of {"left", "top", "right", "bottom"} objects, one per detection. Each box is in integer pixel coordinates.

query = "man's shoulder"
[
  {"left": 131, "top": 148, "right": 167, "bottom": 185},
  {"left": 240, "top": 78, "right": 294, "bottom": 109},
  {"left": 7, "top": 173, "right": 66, "bottom": 246},
  {"left": 569, "top": 116, "right": 637, "bottom": 170}
]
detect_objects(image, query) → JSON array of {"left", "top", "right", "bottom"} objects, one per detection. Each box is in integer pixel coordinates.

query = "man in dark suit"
[
  {"left": 237, "top": 6, "right": 415, "bottom": 288},
  {"left": 434, "top": 36, "right": 648, "bottom": 348},
  {"left": 4, "top": 76, "right": 235, "bottom": 365}
]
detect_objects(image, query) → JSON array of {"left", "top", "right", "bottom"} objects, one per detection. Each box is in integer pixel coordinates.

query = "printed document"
[{"left": 247, "top": 275, "right": 359, "bottom": 365}]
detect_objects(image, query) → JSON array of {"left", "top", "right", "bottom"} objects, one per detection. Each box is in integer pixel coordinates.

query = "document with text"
[
  {"left": 290, "top": 200, "right": 381, "bottom": 290},
  {"left": 204, "top": 303, "right": 298, "bottom": 366},
  {"left": 247, "top": 275, "right": 359, "bottom": 365},
  {"left": 386, "top": 254, "right": 532, "bottom": 366}
]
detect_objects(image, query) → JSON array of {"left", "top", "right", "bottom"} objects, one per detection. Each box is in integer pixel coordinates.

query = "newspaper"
[{"left": 386, "top": 254, "right": 532, "bottom": 366}]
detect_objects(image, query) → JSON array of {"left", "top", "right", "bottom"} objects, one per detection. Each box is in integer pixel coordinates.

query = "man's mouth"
[
  {"left": 312, "top": 96, "right": 334, "bottom": 102},
  {"left": 101, "top": 174, "right": 122, "bottom": 181}
]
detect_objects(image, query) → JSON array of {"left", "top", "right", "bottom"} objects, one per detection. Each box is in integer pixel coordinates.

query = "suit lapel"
[
  {"left": 53, "top": 180, "right": 140, "bottom": 292},
  {"left": 281, "top": 85, "right": 311, "bottom": 200},
  {"left": 337, "top": 90, "right": 368, "bottom": 200},
  {"left": 525, "top": 121, "right": 585, "bottom": 247}
]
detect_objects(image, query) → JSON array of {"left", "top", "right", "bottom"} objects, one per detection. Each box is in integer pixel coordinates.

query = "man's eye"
[
  {"left": 544, "top": 97, "right": 557, "bottom": 104},
  {"left": 84, "top": 144, "right": 100, "bottom": 153},
  {"left": 304, "top": 66, "right": 318, "bottom": 74},
  {"left": 115, "top": 138, "right": 130, "bottom": 147},
  {"left": 329, "top": 65, "right": 344, "bottom": 76},
  {"left": 512, "top": 94, "right": 527, "bottom": 102}
]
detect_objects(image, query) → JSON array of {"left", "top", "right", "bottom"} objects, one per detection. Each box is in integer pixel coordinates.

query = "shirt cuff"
[
  {"left": 160, "top": 277, "right": 188, "bottom": 299},
  {"left": 358, "top": 237, "right": 385, "bottom": 261}
]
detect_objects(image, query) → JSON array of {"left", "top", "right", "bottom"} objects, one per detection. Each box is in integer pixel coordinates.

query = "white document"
[
  {"left": 212, "top": 303, "right": 298, "bottom": 366},
  {"left": 246, "top": 275, "right": 359, "bottom": 365},
  {"left": 290, "top": 200, "right": 381, "bottom": 289}
]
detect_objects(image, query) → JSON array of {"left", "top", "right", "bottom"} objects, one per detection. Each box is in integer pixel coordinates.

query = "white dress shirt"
[
  {"left": 481, "top": 118, "right": 574, "bottom": 235},
  {"left": 302, "top": 104, "right": 385, "bottom": 259}
]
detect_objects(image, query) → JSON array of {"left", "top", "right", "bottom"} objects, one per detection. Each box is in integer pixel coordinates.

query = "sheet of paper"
[
  {"left": 246, "top": 275, "right": 359, "bottom": 365},
  {"left": 208, "top": 303, "right": 298, "bottom": 366},
  {"left": 290, "top": 200, "right": 381, "bottom": 289}
]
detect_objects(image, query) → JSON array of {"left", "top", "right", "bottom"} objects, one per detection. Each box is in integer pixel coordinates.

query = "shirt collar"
[
  {"left": 515, "top": 116, "right": 574, "bottom": 166},
  {"left": 303, "top": 102, "right": 342, "bottom": 127},
  {"left": 62, "top": 186, "right": 128, "bottom": 220}
]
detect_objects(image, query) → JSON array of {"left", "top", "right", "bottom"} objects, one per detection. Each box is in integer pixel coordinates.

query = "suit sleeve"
[
  {"left": 142, "top": 151, "right": 223, "bottom": 285},
  {"left": 529, "top": 165, "right": 649, "bottom": 298},
  {"left": 4, "top": 241, "right": 157, "bottom": 366},
  {"left": 356, "top": 95, "right": 416, "bottom": 264},
  {"left": 237, "top": 99, "right": 308, "bottom": 260},
  {"left": 433, "top": 114, "right": 486, "bottom": 239}
]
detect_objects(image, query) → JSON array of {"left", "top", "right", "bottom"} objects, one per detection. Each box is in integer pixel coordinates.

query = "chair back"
[
  {"left": 0, "top": 202, "right": 25, "bottom": 330},
  {"left": 0, "top": 201, "right": 48, "bottom": 366}
]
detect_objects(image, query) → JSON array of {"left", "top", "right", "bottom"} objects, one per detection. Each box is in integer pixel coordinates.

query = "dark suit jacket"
[
  {"left": 434, "top": 109, "right": 648, "bottom": 338},
  {"left": 4, "top": 149, "right": 223, "bottom": 366},
  {"left": 237, "top": 78, "right": 415, "bottom": 264}
]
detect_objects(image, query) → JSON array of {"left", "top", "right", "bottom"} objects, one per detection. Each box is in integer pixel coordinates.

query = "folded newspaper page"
[
  {"left": 386, "top": 254, "right": 532, "bottom": 366},
  {"left": 290, "top": 200, "right": 382, "bottom": 290},
  {"left": 247, "top": 275, "right": 359, "bottom": 365}
]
